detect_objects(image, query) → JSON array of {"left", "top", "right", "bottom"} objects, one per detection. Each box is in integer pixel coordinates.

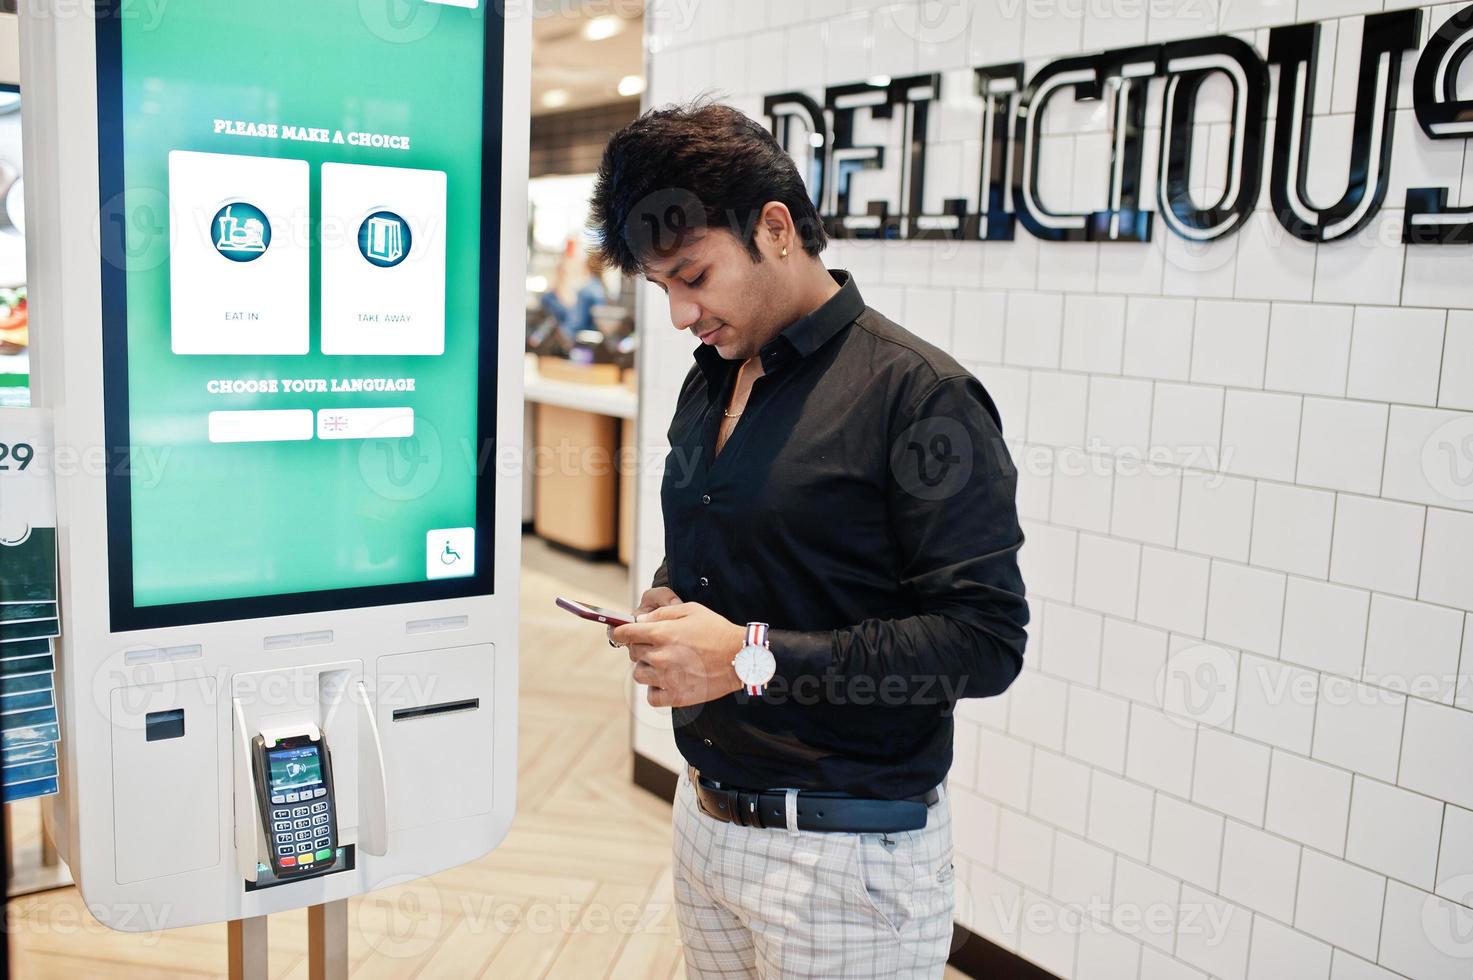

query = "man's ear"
[{"left": 759, "top": 201, "right": 795, "bottom": 253}]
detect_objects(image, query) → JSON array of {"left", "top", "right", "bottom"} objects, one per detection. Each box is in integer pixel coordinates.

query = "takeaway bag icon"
[{"left": 359, "top": 210, "right": 412, "bottom": 268}]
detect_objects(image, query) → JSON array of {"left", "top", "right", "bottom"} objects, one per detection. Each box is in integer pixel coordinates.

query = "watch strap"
[{"left": 744, "top": 621, "right": 769, "bottom": 648}]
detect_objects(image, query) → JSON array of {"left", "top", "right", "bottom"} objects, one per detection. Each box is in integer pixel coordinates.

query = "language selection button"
[{"left": 315, "top": 407, "right": 414, "bottom": 440}]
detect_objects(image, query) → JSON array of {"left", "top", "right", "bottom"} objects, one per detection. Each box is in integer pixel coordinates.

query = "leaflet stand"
[{"left": 226, "top": 900, "right": 347, "bottom": 980}]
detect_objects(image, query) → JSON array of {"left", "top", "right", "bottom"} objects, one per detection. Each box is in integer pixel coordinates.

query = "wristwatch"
[{"left": 732, "top": 622, "right": 777, "bottom": 697}]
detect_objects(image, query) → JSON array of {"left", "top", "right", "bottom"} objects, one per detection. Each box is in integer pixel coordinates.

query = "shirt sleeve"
[
  {"left": 651, "top": 556, "right": 671, "bottom": 591},
  {"left": 767, "top": 373, "right": 1029, "bottom": 701}
]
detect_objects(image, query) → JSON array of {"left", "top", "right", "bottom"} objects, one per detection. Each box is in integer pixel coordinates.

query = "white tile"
[
  {"left": 1065, "top": 686, "right": 1130, "bottom": 775},
  {"left": 1347, "top": 306, "right": 1446, "bottom": 407},
  {"left": 1403, "top": 242, "right": 1473, "bottom": 309},
  {"left": 951, "top": 290, "right": 1007, "bottom": 364},
  {"left": 1074, "top": 532, "right": 1141, "bottom": 619},
  {"left": 1379, "top": 879, "right": 1473, "bottom": 980},
  {"left": 1110, "top": 459, "right": 1181, "bottom": 547},
  {"left": 1280, "top": 577, "right": 1370, "bottom": 677},
  {"left": 1236, "top": 653, "right": 1319, "bottom": 755},
  {"left": 1364, "top": 594, "right": 1465, "bottom": 704},
  {"left": 1265, "top": 303, "right": 1353, "bottom": 397},
  {"left": 1191, "top": 300, "right": 1270, "bottom": 388},
  {"left": 1440, "top": 311, "right": 1473, "bottom": 411},
  {"left": 1015, "top": 443, "right": 1052, "bottom": 521},
  {"left": 996, "top": 807, "right": 1054, "bottom": 893},
  {"left": 1266, "top": 750, "right": 1353, "bottom": 854},
  {"left": 1075, "top": 928, "right": 1142, "bottom": 980},
  {"left": 1247, "top": 915, "right": 1332, "bottom": 980},
  {"left": 1220, "top": 390, "right": 1302, "bottom": 482},
  {"left": 902, "top": 285, "right": 954, "bottom": 350},
  {"left": 1330, "top": 494, "right": 1426, "bottom": 598},
  {"left": 1435, "top": 805, "right": 1473, "bottom": 904},
  {"left": 965, "top": 0, "right": 1025, "bottom": 64},
  {"left": 1050, "top": 450, "right": 1114, "bottom": 533},
  {"left": 1311, "top": 676, "right": 1406, "bottom": 783},
  {"left": 974, "top": 364, "right": 1030, "bottom": 438},
  {"left": 1312, "top": 210, "right": 1406, "bottom": 307},
  {"left": 1113, "top": 858, "right": 1181, "bottom": 954},
  {"left": 1019, "top": 519, "right": 1076, "bottom": 603},
  {"left": 1296, "top": 398, "right": 1388, "bottom": 495},
  {"left": 1234, "top": 210, "right": 1318, "bottom": 302},
  {"left": 1220, "top": 820, "right": 1300, "bottom": 922},
  {"left": 976, "top": 728, "right": 1033, "bottom": 811},
  {"left": 1029, "top": 750, "right": 1091, "bottom": 835},
  {"left": 1083, "top": 0, "right": 1147, "bottom": 49},
  {"left": 951, "top": 786, "right": 1000, "bottom": 866},
  {"left": 1160, "top": 636, "right": 1239, "bottom": 731},
  {"left": 1101, "top": 617, "right": 1169, "bottom": 704},
  {"left": 1041, "top": 601, "right": 1102, "bottom": 686},
  {"left": 952, "top": 719, "right": 981, "bottom": 790},
  {"left": 1022, "top": 0, "right": 1083, "bottom": 55},
  {"left": 964, "top": 863, "right": 1022, "bottom": 950},
  {"left": 1088, "top": 768, "right": 1155, "bottom": 862},
  {"left": 1137, "top": 546, "right": 1211, "bottom": 637},
  {"left": 1017, "top": 890, "right": 1079, "bottom": 980},
  {"left": 1150, "top": 794, "right": 1224, "bottom": 891},
  {"left": 1420, "top": 507, "right": 1473, "bottom": 611},
  {"left": 1178, "top": 471, "right": 1255, "bottom": 562},
  {"left": 1399, "top": 697, "right": 1473, "bottom": 810},
  {"left": 1191, "top": 727, "right": 1271, "bottom": 826},
  {"left": 1140, "top": 947, "right": 1206, "bottom": 980},
  {"left": 1028, "top": 371, "right": 1089, "bottom": 448},
  {"left": 1126, "top": 704, "right": 1197, "bottom": 798},
  {"left": 1205, "top": 561, "right": 1286, "bottom": 658},
  {"left": 1345, "top": 776, "right": 1442, "bottom": 889},
  {"left": 1124, "top": 297, "right": 1195, "bottom": 381},
  {"left": 1005, "top": 292, "right": 1064, "bottom": 369},
  {"left": 1249, "top": 483, "right": 1336, "bottom": 579},
  {"left": 1061, "top": 295, "right": 1126, "bottom": 374},
  {"left": 1052, "top": 832, "right": 1117, "bottom": 910},
  {"left": 1176, "top": 884, "right": 1253, "bottom": 980},
  {"left": 1086, "top": 376, "right": 1154, "bottom": 454},
  {"left": 1006, "top": 669, "right": 1070, "bottom": 753},
  {"left": 1293, "top": 850, "right": 1385, "bottom": 960},
  {"left": 1329, "top": 950, "right": 1401, "bottom": 980},
  {"left": 1098, "top": 236, "right": 1166, "bottom": 296},
  {"left": 1383, "top": 406, "right": 1473, "bottom": 512},
  {"left": 1151, "top": 382, "right": 1224, "bottom": 468}
]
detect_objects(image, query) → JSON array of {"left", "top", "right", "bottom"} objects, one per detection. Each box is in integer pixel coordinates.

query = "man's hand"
[
  {"left": 607, "top": 586, "right": 684, "bottom": 649},
  {"left": 609, "top": 602, "right": 746, "bottom": 708}
]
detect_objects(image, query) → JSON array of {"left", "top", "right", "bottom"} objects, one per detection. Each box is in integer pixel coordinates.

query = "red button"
[{"left": 280, "top": 856, "right": 296, "bottom": 867}]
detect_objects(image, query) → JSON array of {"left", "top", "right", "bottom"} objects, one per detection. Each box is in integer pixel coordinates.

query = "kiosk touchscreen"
[{"left": 22, "top": 0, "right": 529, "bottom": 930}]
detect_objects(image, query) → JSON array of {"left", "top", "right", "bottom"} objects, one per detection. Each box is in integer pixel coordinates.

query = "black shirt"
[{"left": 653, "top": 270, "right": 1029, "bottom": 800}]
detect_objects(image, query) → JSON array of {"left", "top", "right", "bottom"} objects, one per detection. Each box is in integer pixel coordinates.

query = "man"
[{"left": 594, "top": 102, "right": 1029, "bottom": 979}]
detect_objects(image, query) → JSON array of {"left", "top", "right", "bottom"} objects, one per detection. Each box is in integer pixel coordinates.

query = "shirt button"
[
  {"left": 699, "top": 576, "right": 710, "bottom": 589},
  {"left": 703, "top": 739, "right": 713, "bottom": 747},
  {"left": 701, "top": 494, "right": 712, "bottom": 505}
]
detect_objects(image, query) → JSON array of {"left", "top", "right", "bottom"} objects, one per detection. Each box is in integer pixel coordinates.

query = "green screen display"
[
  {"left": 99, "top": 0, "right": 500, "bottom": 627},
  {"left": 268, "top": 745, "right": 323, "bottom": 791}
]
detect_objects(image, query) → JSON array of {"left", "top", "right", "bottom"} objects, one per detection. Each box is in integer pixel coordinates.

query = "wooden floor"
[{"left": 6, "top": 538, "right": 965, "bottom": 979}]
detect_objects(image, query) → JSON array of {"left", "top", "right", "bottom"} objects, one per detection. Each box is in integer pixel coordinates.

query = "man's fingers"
[
  {"left": 647, "top": 686, "right": 671, "bottom": 708},
  {"left": 610, "top": 622, "right": 661, "bottom": 646},
  {"left": 632, "top": 661, "right": 658, "bottom": 687},
  {"left": 636, "top": 603, "right": 690, "bottom": 624}
]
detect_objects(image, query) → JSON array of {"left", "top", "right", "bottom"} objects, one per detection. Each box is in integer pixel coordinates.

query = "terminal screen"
[
  {"left": 95, "top": 0, "right": 503, "bottom": 629},
  {"left": 268, "top": 745, "right": 324, "bottom": 792}
]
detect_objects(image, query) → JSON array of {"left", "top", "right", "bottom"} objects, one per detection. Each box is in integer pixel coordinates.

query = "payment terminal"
[{"left": 251, "top": 728, "right": 339, "bottom": 878}]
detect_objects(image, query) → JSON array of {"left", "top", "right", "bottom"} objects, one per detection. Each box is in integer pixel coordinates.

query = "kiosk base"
[{"left": 227, "top": 900, "right": 348, "bottom": 980}]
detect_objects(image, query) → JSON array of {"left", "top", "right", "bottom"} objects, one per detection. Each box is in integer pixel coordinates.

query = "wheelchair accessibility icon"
[{"left": 426, "top": 528, "right": 474, "bottom": 580}]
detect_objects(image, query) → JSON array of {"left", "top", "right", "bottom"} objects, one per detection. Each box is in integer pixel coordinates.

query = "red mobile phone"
[{"left": 555, "top": 596, "right": 635, "bottom": 627}]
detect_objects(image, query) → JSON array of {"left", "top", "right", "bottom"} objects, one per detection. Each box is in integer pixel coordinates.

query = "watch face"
[{"left": 735, "top": 645, "right": 777, "bottom": 685}]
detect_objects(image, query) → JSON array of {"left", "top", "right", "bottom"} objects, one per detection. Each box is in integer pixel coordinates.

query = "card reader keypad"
[{"left": 269, "top": 789, "right": 335, "bottom": 870}]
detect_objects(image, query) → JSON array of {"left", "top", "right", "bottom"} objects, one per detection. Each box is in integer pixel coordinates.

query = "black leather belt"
[{"left": 688, "top": 767, "right": 939, "bottom": 833}]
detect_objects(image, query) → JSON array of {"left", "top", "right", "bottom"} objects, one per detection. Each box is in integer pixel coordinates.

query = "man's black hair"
[{"left": 589, "top": 100, "right": 828, "bottom": 276}]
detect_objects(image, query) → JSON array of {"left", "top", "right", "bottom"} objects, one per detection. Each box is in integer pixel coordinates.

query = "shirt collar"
[{"left": 694, "top": 269, "right": 864, "bottom": 398}]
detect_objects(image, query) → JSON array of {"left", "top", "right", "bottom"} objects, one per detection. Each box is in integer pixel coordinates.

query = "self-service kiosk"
[{"left": 20, "top": 0, "right": 529, "bottom": 929}]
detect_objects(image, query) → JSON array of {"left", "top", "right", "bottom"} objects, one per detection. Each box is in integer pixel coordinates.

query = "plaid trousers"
[{"left": 672, "top": 766, "right": 955, "bottom": 979}]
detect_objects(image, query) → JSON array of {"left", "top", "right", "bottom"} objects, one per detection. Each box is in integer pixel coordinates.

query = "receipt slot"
[{"left": 21, "top": 0, "right": 530, "bottom": 929}]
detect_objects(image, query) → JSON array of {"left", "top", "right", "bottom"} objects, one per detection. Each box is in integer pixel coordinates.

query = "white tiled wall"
[{"left": 633, "top": 2, "right": 1473, "bottom": 976}]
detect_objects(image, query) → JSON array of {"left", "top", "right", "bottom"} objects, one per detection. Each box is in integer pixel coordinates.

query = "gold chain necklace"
[{"left": 723, "top": 359, "right": 752, "bottom": 419}]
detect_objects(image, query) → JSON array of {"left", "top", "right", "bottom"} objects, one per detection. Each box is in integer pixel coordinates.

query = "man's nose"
[{"left": 669, "top": 295, "right": 701, "bottom": 331}]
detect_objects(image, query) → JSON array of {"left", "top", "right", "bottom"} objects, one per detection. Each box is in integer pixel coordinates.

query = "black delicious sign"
[{"left": 763, "top": 4, "right": 1473, "bottom": 247}]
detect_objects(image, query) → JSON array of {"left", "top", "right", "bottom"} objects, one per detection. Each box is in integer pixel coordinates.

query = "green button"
[{"left": 316, "top": 849, "right": 332, "bottom": 861}]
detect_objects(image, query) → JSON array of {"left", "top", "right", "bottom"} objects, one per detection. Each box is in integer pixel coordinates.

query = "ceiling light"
[
  {"left": 541, "top": 89, "right": 570, "bottom": 109},
  {"left": 617, "top": 75, "right": 645, "bottom": 97},
  {"left": 584, "top": 15, "right": 623, "bottom": 41}
]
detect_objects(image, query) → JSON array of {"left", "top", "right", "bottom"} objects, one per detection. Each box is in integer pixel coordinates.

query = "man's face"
[{"left": 643, "top": 229, "right": 785, "bottom": 361}]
